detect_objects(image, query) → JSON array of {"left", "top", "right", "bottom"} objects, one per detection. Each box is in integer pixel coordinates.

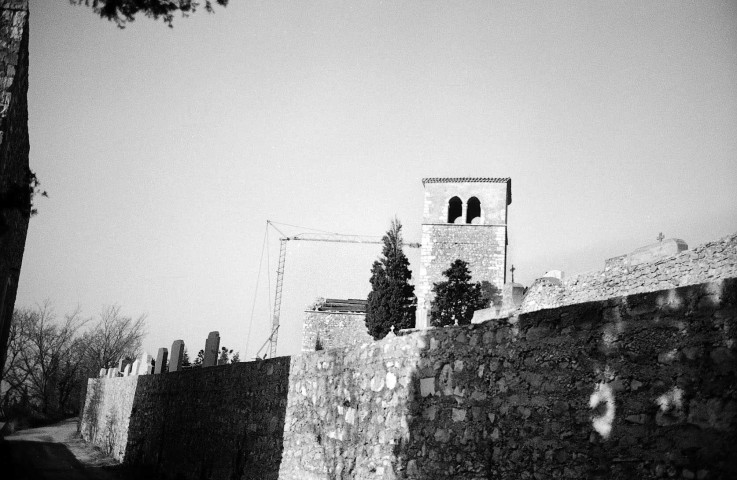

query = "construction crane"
[{"left": 254, "top": 221, "right": 421, "bottom": 359}]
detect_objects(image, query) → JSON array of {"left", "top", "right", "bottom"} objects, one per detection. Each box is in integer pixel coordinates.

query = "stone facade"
[
  {"left": 82, "top": 276, "right": 737, "bottom": 478},
  {"left": 521, "top": 232, "right": 737, "bottom": 313},
  {"left": 0, "top": 0, "right": 29, "bottom": 378},
  {"left": 302, "top": 298, "right": 372, "bottom": 352},
  {"left": 416, "top": 177, "right": 512, "bottom": 329}
]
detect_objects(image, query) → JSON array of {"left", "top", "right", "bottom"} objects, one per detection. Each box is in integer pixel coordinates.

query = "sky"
[{"left": 17, "top": 1, "right": 737, "bottom": 360}]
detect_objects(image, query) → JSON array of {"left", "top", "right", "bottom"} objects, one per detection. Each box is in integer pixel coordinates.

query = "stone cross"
[
  {"left": 203, "top": 331, "right": 220, "bottom": 367},
  {"left": 657, "top": 232, "right": 664, "bottom": 242},
  {"left": 169, "top": 340, "right": 185, "bottom": 373},
  {"left": 154, "top": 348, "right": 168, "bottom": 375},
  {"left": 510, "top": 264, "right": 516, "bottom": 283}
]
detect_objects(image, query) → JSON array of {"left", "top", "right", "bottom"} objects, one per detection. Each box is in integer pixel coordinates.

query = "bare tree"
[
  {"left": 1, "top": 303, "right": 147, "bottom": 419},
  {"left": 80, "top": 305, "right": 147, "bottom": 373},
  {"left": 2, "top": 308, "right": 35, "bottom": 412},
  {"left": 1, "top": 303, "right": 87, "bottom": 415}
]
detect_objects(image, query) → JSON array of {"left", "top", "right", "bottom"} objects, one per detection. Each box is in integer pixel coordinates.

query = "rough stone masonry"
[
  {"left": 0, "top": 0, "right": 30, "bottom": 379},
  {"left": 81, "top": 233, "right": 737, "bottom": 480}
]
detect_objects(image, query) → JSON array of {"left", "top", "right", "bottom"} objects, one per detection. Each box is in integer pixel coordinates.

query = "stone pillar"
[
  {"left": 118, "top": 359, "right": 125, "bottom": 373},
  {"left": 169, "top": 340, "right": 184, "bottom": 372},
  {"left": 99, "top": 368, "right": 107, "bottom": 378},
  {"left": 123, "top": 363, "right": 132, "bottom": 376},
  {"left": 131, "top": 359, "right": 140, "bottom": 376},
  {"left": 154, "top": 348, "right": 168, "bottom": 374},
  {"left": 204, "top": 331, "right": 220, "bottom": 367}
]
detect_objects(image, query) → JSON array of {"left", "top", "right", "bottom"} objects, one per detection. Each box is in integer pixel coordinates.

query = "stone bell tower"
[{"left": 415, "top": 177, "right": 512, "bottom": 328}]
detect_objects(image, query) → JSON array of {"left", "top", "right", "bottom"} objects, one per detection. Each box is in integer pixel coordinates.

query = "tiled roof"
[
  {"left": 317, "top": 299, "right": 367, "bottom": 313},
  {"left": 422, "top": 177, "right": 511, "bottom": 186},
  {"left": 422, "top": 177, "right": 512, "bottom": 205}
]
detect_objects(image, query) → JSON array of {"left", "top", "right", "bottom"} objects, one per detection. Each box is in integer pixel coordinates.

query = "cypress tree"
[
  {"left": 365, "top": 218, "right": 416, "bottom": 339},
  {"left": 430, "top": 259, "right": 487, "bottom": 327}
]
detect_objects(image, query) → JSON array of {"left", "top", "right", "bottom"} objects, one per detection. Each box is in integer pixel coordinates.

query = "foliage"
[
  {"left": 365, "top": 218, "right": 417, "bottom": 339},
  {"left": 1, "top": 303, "right": 86, "bottom": 416},
  {"left": 217, "top": 346, "right": 239, "bottom": 365},
  {"left": 0, "top": 167, "right": 47, "bottom": 236},
  {"left": 430, "top": 259, "right": 488, "bottom": 327},
  {"left": 192, "top": 349, "right": 204, "bottom": 367},
  {"left": 1, "top": 303, "right": 146, "bottom": 419},
  {"left": 70, "top": 0, "right": 229, "bottom": 28},
  {"left": 479, "top": 280, "right": 502, "bottom": 309},
  {"left": 188, "top": 346, "right": 238, "bottom": 367}
]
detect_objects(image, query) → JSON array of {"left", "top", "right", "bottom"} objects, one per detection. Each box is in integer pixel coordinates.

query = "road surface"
[{"left": 0, "top": 419, "right": 153, "bottom": 479}]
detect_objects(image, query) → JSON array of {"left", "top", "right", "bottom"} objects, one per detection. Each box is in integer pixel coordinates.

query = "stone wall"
[
  {"left": 302, "top": 310, "right": 372, "bottom": 352},
  {"left": 83, "top": 278, "right": 737, "bottom": 479},
  {"left": 520, "top": 232, "right": 737, "bottom": 313},
  {"left": 281, "top": 278, "right": 737, "bottom": 479},
  {"left": 0, "top": 0, "right": 30, "bottom": 377},
  {"left": 81, "top": 357, "right": 291, "bottom": 480},
  {"left": 81, "top": 376, "right": 138, "bottom": 461}
]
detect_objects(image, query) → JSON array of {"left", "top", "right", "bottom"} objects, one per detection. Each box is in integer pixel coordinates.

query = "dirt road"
[{"left": 0, "top": 419, "right": 153, "bottom": 479}]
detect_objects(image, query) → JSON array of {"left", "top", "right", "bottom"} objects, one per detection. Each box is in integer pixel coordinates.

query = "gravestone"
[
  {"left": 138, "top": 353, "right": 153, "bottom": 375},
  {"left": 169, "top": 340, "right": 185, "bottom": 372},
  {"left": 99, "top": 368, "right": 107, "bottom": 378},
  {"left": 154, "top": 348, "right": 168, "bottom": 374},
  {"left": 203, "top": 331, "right": 220, "bottom": 367},
  {"left": 123, "top": 363, "right": 132, "bottom": 376},
  {"left": 131, "top": 359, "right": 140, "bottom": 376}
]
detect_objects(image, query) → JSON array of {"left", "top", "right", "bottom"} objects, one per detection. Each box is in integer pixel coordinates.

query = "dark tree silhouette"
[
  {"left": 365, "top": 218, "right": 416, "bottom": 339},
  {"left": 430, "top": 259, "right": 488, "bottom": 327},
  {"left": 70, "top": 0, "right": 229, "bottom": 28}
]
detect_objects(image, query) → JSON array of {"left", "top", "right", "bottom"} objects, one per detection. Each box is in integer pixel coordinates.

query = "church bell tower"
[{"left": 415, "top": 177, "right": 512, "bottom": 328}]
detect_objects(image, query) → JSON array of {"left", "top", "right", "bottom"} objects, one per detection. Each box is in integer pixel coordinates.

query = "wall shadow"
[
  {"left": 390, "top": 278, "right": 737, "bottom": 479},
  {"left": 122, "top": 356, "right": 291, "bottom": 480},
  {"left": 0, "top": 438, "right": 156, "bottom": 479},
  {"left": 82, "top": 278, "right": 737, "bottom": 479}
]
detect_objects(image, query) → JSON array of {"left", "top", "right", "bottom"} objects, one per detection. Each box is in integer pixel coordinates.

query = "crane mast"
[{"left": 256, "top": 221, "right": 420, "bottom": 358}]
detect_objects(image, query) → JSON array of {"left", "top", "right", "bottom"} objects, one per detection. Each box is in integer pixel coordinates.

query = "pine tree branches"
[{"left": 365, "top": 218, "right": 416, "bottom": 339}]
